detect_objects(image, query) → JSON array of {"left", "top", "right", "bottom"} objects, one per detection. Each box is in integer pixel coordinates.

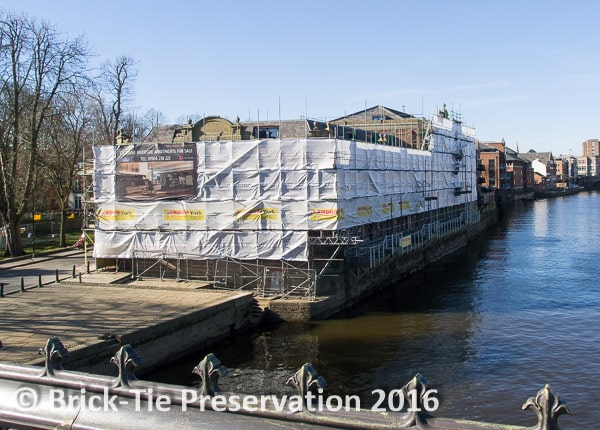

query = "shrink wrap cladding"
[
  {"left": 93, "top": 230, "right": 308, "bottom": 261},
  {"left": 94, "top": 120, "right": 477, "bottom": 261}
]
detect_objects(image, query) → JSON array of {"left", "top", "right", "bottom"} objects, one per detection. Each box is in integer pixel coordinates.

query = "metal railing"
[
  {"left": 0, "top": 337, "right": 574, "bottom": 430},
  {"left": 346, "top": 210, "right": 481, "bottom": 270}
]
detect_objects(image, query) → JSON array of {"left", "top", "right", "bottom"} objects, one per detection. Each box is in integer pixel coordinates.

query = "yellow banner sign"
[
  {"left": 163, "top": 209, "right": 205, "bottom": 221},
  {"left": 381, "top": 203, "right": 394, "bottom": 214},
  {"left": 235, "top": 208, "right": 279, "bottom": 221},
  {"left": 357, "top": 205, "right": 373, "bottom": 217},
  {"left": 401, "top": 236, "right": 412, "bottom": 248},
  {"left": 310, "top": 208, "right": 345, "bottom": 221},
  {"left": 98, "top": 209, "right": 135, "bottom": 221}
]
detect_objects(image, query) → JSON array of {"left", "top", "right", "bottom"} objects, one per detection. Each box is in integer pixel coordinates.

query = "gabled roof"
[
  {"left": 505, "top": 148, "right": 521, "bottom": 162},
  {"left": 519, "top": 151, "right": 553, "bottom": 165},
  {"left": 330, "top": 105, "right": 413, "bottom": 122}
]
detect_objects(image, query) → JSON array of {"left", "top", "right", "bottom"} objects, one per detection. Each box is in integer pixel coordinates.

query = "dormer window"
[{"left": 252, "top": 127, "right": 279, "bottom": 139}]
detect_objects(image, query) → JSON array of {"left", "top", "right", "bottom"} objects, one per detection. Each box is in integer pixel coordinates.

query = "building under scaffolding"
[{"left": 92, "top": 105, "right": 479, "bottom": 299}]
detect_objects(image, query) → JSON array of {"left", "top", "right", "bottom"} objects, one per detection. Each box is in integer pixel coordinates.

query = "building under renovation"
[{"left": 92, "top": 105, "right": 480, "bottom": 305}]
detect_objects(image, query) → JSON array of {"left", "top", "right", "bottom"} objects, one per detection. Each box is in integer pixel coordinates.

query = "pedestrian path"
[
  {"left": 0, "top": 249, "right": 85, "bottom": 270},
  {"left": 0, "top": 277, "right": 248, "bottom": 367}
]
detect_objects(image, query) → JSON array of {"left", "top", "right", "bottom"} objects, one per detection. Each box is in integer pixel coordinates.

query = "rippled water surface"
[{"left": 150, "top": 192, "right": 600, "bottom": 428}]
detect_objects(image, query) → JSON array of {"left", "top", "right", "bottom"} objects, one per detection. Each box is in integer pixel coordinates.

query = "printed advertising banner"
[{"left": 116, "top": 143, "right": 196, "bottom": 201}]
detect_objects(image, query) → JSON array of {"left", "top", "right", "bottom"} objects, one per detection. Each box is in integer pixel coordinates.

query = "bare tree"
[
  {"left": 176, "top": 113, "right": 203, "bottom": 124},
  {"left": 117, "top": 108, "right": 167, "bottom": 142},
  {"left": 141, "top": 108, "right": 167, "bottom": 138},
  {"left": 38, "top": 94, "right": 91, "bottom": 247},
  {"left": 92, "top": 55, "right": 137, "bottom": 145},
  {"left": 0, "top": 11, "right": 89, "bottom": 256}
]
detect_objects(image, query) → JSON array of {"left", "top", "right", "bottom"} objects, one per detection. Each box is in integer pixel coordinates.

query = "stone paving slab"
[
  {"left": 59, "top": 270, "right": 214, "bottom": 289},
  {"left": 0, "top": 282, "right": 246, "bottom": 365},
  {"left": 60, "top": 271, "right": 132, "bottom": 284}
]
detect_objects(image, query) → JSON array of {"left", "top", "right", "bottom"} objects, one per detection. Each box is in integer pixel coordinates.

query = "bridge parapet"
[{"left": 0, "top": 338, "right": 572, "bottom": 430}]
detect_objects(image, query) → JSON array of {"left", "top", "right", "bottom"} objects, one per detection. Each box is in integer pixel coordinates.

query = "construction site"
[{"left": 89, "top": 105, "right": 482, "bottom": 319}]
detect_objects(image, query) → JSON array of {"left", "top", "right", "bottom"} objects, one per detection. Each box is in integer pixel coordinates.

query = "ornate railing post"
[
  {"left": 522, "top": 384, "right": 572, "bottom": 430},
  {"left": 398, "top": 373, "right": 434, "bottom": 427},
  {"left": 192, "top": 353, "right": 228, "bottom": 396},
  {"left": 110, "top": 344, "right": 141, "bottom": 388},
  {"left": 286, "top": 362, "right": 326, "bottom": 412},
  {"left": 38, "top": 337, "right": 69, "bottom": 377}
]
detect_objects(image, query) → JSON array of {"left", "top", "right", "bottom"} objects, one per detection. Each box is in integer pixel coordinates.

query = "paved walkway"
[
  {"left": 0, "top": 275, "right": 243, "bottom": 365},
  {"left": 0, "top": 249, "right": 88, "bottom": 270}
]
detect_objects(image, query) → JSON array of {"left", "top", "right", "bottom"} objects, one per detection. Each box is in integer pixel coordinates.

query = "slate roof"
[
  {"left": 330, "top": 105, "right": 413, "bottom": 122},
  {"left": 143, "top": 124, "right": 183, "bottom": 143},
  {"left": 519, "top": 151, "right": 553, "bottom": 164}
]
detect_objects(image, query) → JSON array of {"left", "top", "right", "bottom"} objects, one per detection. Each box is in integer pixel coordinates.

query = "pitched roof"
[
  {"left": 143, "top": 124, "right": 184, "bottom": 143},
  {"left": 330, "top": 105, "right": 413, "bottom": 122},
  {"left": 478, "top": 142, "right": 497, "bottom": 151},
  {"left": 519, "top": 151, "right": 553, "bottom": 164}
]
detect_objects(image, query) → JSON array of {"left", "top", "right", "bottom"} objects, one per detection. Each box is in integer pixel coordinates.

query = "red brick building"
[{"left": 582, "top": 139, "right": 600, "bottom": 158}]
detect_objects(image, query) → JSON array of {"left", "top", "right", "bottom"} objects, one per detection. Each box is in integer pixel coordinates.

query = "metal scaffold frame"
[
  {"left": 92, "top": 113, "right": 479, "bottom": 303},
  {"left": 81, "top": 161, "right": 96, "bottom": 268},
  {"left": 129, "top": 251, "right": 320, "bottom": 299},
  {"left": 345, "top": 208, "right": 480, "bottom": 285}
]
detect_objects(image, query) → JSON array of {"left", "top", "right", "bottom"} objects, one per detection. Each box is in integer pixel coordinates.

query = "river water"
[{"left": 148, "top": 192, "right": 600, "bottom": 428}]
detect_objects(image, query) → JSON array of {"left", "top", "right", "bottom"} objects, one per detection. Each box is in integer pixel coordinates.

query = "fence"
[
  {"left": 0, "top": 337, "right": 573, "bottom": 430},
  {"left": 0, "top": 264, "right": 88, "bottom": 297},
  {"left": 346, "top": 209, "right": 480, "bottom": 270},
  {"left": 130, "top": 252, "right": 318, "bottom": 299}
]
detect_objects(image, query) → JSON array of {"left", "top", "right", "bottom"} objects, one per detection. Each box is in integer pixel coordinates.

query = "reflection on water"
[{"left": 148, "top": 192, "right": 600, "bottom": 427}]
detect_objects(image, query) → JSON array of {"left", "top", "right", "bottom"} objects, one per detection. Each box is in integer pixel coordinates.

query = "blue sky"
[{"left": 2, "top": 0, "right": 599, "bottom": 156}]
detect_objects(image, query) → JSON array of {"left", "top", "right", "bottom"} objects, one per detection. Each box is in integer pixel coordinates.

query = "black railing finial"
[
  {"left": 110, "top": 344, "right": 141, "bottom": 387},
  {"left": 522, "top": 384, "right": 572, "bottom": 430},
  {"left": 192, "top": 353, "right": 228, "bottom": 396},
  {"left": 286, "top": 362, "right": 326, "bottom": 412},
  {"left": 39, "top": 337, "right": 69, "bottom": 377}
]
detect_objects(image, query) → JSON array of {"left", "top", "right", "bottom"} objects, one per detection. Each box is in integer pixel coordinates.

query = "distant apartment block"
[
  {"left": 519, "top": 151, "right": 556, "bottom": 188},
  {"left": 554, "top": 156, "right": 576, "bottom": 188},
  {"left": 478, "top": 141, "right": 509, "bottom": 190},
  {"left": 578, "top": 156, "right": 590, "bottom": 176},
  {"left": 582, "top": 139, "right": 600, "bottom": 158},
  {"left": 577, "top": 155, "right": 600, "bottom": 176}
]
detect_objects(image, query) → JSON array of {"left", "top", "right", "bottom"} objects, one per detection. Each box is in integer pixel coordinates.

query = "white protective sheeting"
[
  {"left": 93, "top": 146, "right": 117, "bottom": 202},
  {"left": 93, "top": 116, "right": 477, "bottom": 261},
  {"left": 93, "top": 229, "right": 308, "bottom": 261},
  {"left": 95, "top": 194, "right": 433, "bottom": 232}
]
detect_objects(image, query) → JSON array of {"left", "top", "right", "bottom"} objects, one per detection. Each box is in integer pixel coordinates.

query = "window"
[
  {"left": 73, "top": 178, "right": 83, "bottom": 193},
  {"left": 488, "top": 159, "right": 496, "bottom": 188},
  {"left": 372, "top": 115, "right": 390, "bottom": 121},
  {"left": 252, "top": 127, "right": 279, "bottom": 139}
]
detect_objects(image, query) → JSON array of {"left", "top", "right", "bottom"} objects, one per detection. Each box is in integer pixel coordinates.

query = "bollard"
[
  {"left": 87, "top": 261, "right": 90, "bottom": 274},
  {"left": 72, "top": 265, "right": 76, "bottom": 278},
  {"left": 20, "top": 277, "right": 25, "bottom": 292},
  {"left": 38, "top": 274, "right": 42, "bottom": 288},
  {"left": 56, "top": 269, "right": 59, "bottom": 283},
  {"left": 78, "top": 272, "right": 82, "bottom": 283},
  {"left": 0, "top": 283, "right": 3, "bottom": 298}
]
